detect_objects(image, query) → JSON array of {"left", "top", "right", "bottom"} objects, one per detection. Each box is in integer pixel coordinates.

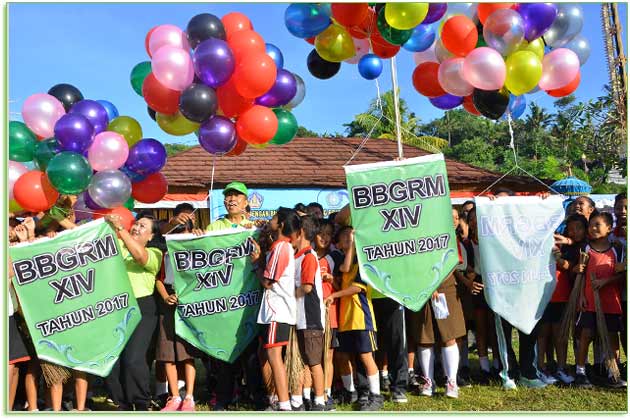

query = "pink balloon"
[
  {"left": 21, "top": 93, "right": 65, "bottom": 138},
  {"left": 438, "top": 58, "right": 474, "bottom": 97},
  {"left": 345, "top": 37, "right": 371, "bottom": 64},
  {"left": 9, "top": 160, "right": 29, "bottom": 200},
  {"left": 413, "top": 40, "right": 438, "bottom": 66},
  {"left": 538, "top": 48, "right": 580, "bottom": 91},
  {"left": 151, "top": 46, "right": 194, "bottom": 91},
  {"left": 88, "top": 131, "right": 130, "bottom": 171},
  {"left": 148, "top": 24, "right": 190, "bottom": 57},
  {"left": 462, "top": 47, "right": 506, "bottom": 90}
]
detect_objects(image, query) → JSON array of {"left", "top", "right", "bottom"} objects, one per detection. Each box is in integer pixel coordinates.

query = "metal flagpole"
[{"left": 390, "top": 56, "right": 404, "bottom": 160}]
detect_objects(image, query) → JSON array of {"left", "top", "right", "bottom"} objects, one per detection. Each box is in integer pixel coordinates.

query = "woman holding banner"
[{"left": 104, "top": 214, "right": 165, "bottom": 411}]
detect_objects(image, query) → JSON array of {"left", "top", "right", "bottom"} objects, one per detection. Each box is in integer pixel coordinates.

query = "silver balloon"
[
  {"left": 542, "top": 4, "right": 583, "bottom": 48},
  {"left": 87, "top": 170, "right": 132, "bottom": 209},
  {"left": 483, "top": 9, "right": 526, "bottom": 56},
  {"left": 564, "top": 34, "right": 591, "bottom": 65},
  {"left": 435, "top": 38, "right": 454, "bottom": 63},
  {"left": 285, "top": 73, "right": 305, "bottom": 109}
]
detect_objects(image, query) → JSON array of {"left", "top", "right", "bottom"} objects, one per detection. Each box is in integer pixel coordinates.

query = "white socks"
[
  {"left": 290, "top": 394, "right": 303, "bottom": 408},
  {"left": 380, "top": 370, "right": 389, "bottom": 378},
  {"left": 419, "top": 346, "right": 435, "bottom": 382},
  {"left": 178, "top": 380, "right": 185, "bottom": 390},
  {"left": 325, "top": 388, "right": 331, "bottom": 397},
  {"left": 302, "top": 388, "right": 311, "bottom": 400},
  {"left": 479, "top": 356, "right": 490, "bottom": 372},
  {"left": 576, "top": 365, "right": 586, "bottom": 375},
  {"left": 368, "top": 373, "right": 380, "bottom": 394},
  {"left": 442, "top": 344, "right": 460, "bottom": 382},
  {"left": 341, "top": 374, "right": 355, "bottom": 392},
  {"left": 314, "top": 395, "right": 325, "bottom": 405},
  {"left": 278, "top": 400, "right": 291, "bottom": 411}
]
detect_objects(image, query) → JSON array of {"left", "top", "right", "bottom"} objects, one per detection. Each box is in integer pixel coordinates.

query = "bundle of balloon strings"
[{"left": 559, "top": 251, "right": 589, "bottom": 343}]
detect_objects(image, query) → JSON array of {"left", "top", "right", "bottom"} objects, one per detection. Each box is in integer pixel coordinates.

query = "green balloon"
[
  {"left": 123, "top": 196, "right": 135, "bottom": 211},
  {"left": 130, "top": 61, "right": 152, "bottom": 96},
  {"left": 46, "top": 152, "right": 93, "bottom": 194},
  {"left": 34, "top": 137, "right": 61, "bottom": 171},
  {"left": 376, "top": 7, "right": 412, "bottom": 46},
  {"left": 9, "top": 121, "right": 37, "bottom": 162},
  {"left": 269, "top": 109, "right": 298, "bottom": 145}
]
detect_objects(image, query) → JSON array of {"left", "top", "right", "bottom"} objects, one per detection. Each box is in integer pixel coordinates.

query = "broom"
[
  {"left": 40, "top": 361, "right": 72, "bottom": 387},
  {"left": 559, "top": 251, "right": 589, "bottom": 343},
  {"left": 285, "top": 325, "right": 304, "bottom": 393},
  {"left": 591, "top": 272, "right": 620, "bottom": 381},
  {"left": 322, "top": 306, "right": 332, "bottom": 402}
]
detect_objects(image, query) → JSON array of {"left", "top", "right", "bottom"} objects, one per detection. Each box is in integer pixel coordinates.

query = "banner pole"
[{"left": 390, "top": 56, "right": 404, "bottom": 160}]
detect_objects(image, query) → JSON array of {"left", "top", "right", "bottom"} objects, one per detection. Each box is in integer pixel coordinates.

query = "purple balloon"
[
  {"left": 423, "top": 3, "right": 447, "bottom": 24},
  {"left": 54, "top": 113, "right": 95, "bottom": 153},
  {"left": 430, "top": 93, "right": 463, "bottom": 110},
  {"left": 69, "top": 99, "right": 110, "bottom": 134},
  {"left": 255, "top": 69, "right": 298, "bottom": 107},
  {"left": 515, "top": 3, "right": 558, "bottom": 41},
  {"left": 125, "top": 138, "right": 167, "bottom": 176},
  {"left": 84, "top": 190, "right": 104, "bottom": 210},
  {"left": 193, "top": 38, "right": 235, "bottom": 88},
  {"left": 120, "top": 165, "right": 147, "bottom": 183},
  {"left": 198, "top": 115, "right": 236, "bottom": 155}
]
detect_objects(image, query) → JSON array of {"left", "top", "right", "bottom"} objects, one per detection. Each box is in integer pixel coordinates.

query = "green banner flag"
[
  {"left": 344, "top": 154, "right": 458, "bottom": 311},
  {"left": 9, "top": 219, "right": 140, "bottom": 377},
  {"left": 166, "top": 229, "right": 261, "bottom": 363}
]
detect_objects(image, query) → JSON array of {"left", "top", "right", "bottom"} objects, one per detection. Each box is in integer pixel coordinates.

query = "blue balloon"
[
  {"left": 403, "top": 24, "right": 435, "bottom": 52},
  {"left": 429, "top": 93, "right": 463, "bottom": 110},
  {"left": 265, "top": 43, "right": 284, "bottom": 69},
  {"left": 96, "top": 100, "right": 119, "bottom": 122},
  {"left": 285, "top": 3, "right": 331, "bottom": 38},
  {"left": 358, "top": 54, "right": 383, "bottom": 80},
  {"left": 504, "top": 95, "right": 527, "bottom": 120}
]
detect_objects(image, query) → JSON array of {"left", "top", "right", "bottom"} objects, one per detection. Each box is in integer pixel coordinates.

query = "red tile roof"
[{"left": 162, "top": 137, "right": 544, "bottom": 193}]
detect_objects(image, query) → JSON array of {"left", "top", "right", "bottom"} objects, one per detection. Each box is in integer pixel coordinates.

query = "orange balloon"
[
  {"left": 546, "top": 71, "right": 580, "bottom": 97},
  {"left": 412, "top": 62, "right": 446, "bottom": 97},
  {"left": 348, "top": 7, "right": 377, "bottom": 39},
  {"left": 477, "top": 3, "right": 514, "bottom": 25},
  {"left": 236, "top": 105, "right": 278, "bottom": 145},
  {"left": 93, "top": 206, "right": 136, "bottom": 232},
  {"left": 441, "top": 16, "right": 478, "bottom": 57},
  {"left": 463, "top": 95, "right": 481, "bottom": 116},
  {"left": 13, "top": 170, "right": 60, "bottom": 212},
  {"left": 222, "top": 12, "right": 253, "bottom": 39},
  {"left": 226, "top": 137, "right": 248, "bottom": 156},
  {"left": 216, "top": 78, "right": 254, "bottom": 118},
  {"left": 227, "top": 30, "right": 266, "bottom": 63},
  {"left": 332, "top": 3, "right": 370, "bottom": 27},
  {"left": 232, "top": 52, "right": 277, "bottom": 99},
  {"left": 371, "top": 30, "right": 400, "bottom": 59}
]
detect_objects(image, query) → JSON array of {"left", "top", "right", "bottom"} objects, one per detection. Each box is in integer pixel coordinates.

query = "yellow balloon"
[
  {"left": 315, "top": 23, "right": 355, "bottom": 63},
  {"left": 251, "top": 142, "right": 269, "bottom": 149},
  {"left": 385, "top": 3, "right": 429, "bottom": 30},
  {"left": 518, "top": 38, "right": 545, "bottom": 60},
  {"left": 156, "top": 111, "right": 200, "bottom": 136},
  {"left": 108, "top": 116, "right": 143, "bottom": 147},
  {"left": 9, "top": 199, "right": 23, "bottom": 213},
  {"left": 505, "top": 51, "right": 543, "bottom": 96}
]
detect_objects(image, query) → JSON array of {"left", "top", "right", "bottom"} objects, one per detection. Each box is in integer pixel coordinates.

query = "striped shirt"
[
  {"left": 257, "top": 238, "right": 296, "bottom": 325},
  {"left": 295, "top": 247, "right": 325, "bottom": 330}
]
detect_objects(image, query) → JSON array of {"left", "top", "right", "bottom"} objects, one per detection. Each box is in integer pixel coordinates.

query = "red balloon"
[
  {"left": 232, "top": 52, "right": 277, "bottom": 99},
  {"left": 441, "top": 16, "right": 478, "bottom": 57},
  {"left": 13, "top": 170, "right": 59, "bottom": 212},
  {"left": 546, "top": 71, "right": 580, "bottom": 97},
  {"left": 332, "top": 3, "right": 370, "bottom": 27},
  {"left": 348, "top": 7, "right": 377, "bottom": 39},
  {"left": 477, "top": 3, "right": 514, "bottom": 25},
  {"left": 93, "top": 207, "right": 136, "bottom": 232},
  {"left": 371, "top": 30, "right": 400, "bottom": 59},
  {"left": 132, "top": 173, "right": 168, "bottom": 204},
  {"left": 226, "top": 137, "right": 248, "bottom": 156},
  {"left": 412, "top": 62, "right": 446, "bottom": 97},
  {"left": 142, "top": 73, "right": 181, "bottom": 115},
  {"left": 236, "top": 105, "right": 278, "bottom": 145},
  {"left": 217, "top": 78, "right": 254, "bottom": 118},
  {"left": 228, "top": 30, "right": 266, "bottom": 63},
  {"left": 463, "top": 95, "right": 481, "bottom": 116},
  {"left": 305, "top": 36, "right": 316, "bottom": 45},
  {"left": 145, "top": 26, "right": 158, "bottom": 57},
  {"left": 222, "top": 12, "right": 253, "bottom": 39}
]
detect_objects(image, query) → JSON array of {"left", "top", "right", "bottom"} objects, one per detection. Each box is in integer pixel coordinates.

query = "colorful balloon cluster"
[
  {"left": 409, "top": 3, "right": 587, "bottom": 119},
  {"left": 9, "top": 84, "right": 169, "bottom": 221},
  {"left": 131, "top": 12, "right": 305, "bottom": 154}
]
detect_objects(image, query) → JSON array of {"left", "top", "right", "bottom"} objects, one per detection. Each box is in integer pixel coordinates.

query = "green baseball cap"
[{"left": 223, "top": 181, "right": 248, "bottom": 197}]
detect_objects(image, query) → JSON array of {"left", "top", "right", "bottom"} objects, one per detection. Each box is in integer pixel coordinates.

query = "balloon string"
[{"left": 344, "top": 77, "right": 385, "bottom": 166}]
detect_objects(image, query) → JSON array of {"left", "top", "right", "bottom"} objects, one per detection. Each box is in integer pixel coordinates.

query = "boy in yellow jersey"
[{"left": 324, "top": 226, "right": 383, "bottom": 411}]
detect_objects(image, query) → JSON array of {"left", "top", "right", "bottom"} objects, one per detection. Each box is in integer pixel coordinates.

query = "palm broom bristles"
[
  {"left": 591, "top": 272, "right": 620, "bottom": 381},
  {"left": 285, "top": 325, "right": 304, "bottom": 393},
  {"left": 40, "top": 361, "right": 72, "bottom": 387},
  {"left": 323, "top": 306, "right": 332, "bottom": 402},
  {"left": 559, "top": 251, "right": 589, "bottom": 343}
]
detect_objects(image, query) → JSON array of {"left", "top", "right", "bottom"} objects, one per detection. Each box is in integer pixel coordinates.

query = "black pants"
[
  {"left": 105, "top": 295, "right": 158, "bottom": 410},
  {"left": 213, "top": 340, "right": 261, "bottom": 406},
  {"left": 373, "top": 297, "right": 409, "bottom": 393},
  {"left": 500, "top": 318, "right": 539, "bottom": 380}
]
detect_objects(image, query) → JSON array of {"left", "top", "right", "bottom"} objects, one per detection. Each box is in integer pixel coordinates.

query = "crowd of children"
[{"left": 7, "top": 184, "right": 627, "bottom": 411}]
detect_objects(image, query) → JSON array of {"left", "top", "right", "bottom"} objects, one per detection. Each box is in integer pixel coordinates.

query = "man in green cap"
[{"left": 206, "top": 181, "right": 254, "bottom": 232}]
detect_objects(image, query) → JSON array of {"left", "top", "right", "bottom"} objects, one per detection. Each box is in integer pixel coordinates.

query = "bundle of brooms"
[
  {"left": 559, "top": 251, "right": 589, "bottom": 343},
  {"left": 322, "top": 306, "right": 332, "bottom": 402},
  {"left": 285, "top": 325, "right": 304, "bottom": 392},
  {"left": 591, "top": 272, "right": 620, "bottom": 381}
]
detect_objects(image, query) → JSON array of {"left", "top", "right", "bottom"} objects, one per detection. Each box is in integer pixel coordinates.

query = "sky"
[{"left": 8, "top": 2, "right": 628, "bottom": 145}]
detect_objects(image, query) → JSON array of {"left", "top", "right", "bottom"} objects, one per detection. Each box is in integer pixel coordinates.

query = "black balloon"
[
  {"left": 187, "top": 13, "right": 226, "bottom": 49},
  {"left": 472, "top": 87, "right": 510, "bottom": 120},
  {"left": 179, "top": 83, "right": 218, "bottom": 123},
  {"left": 47, "top": 83, "right": 84, "bottom": 112},
  {"left": 147, "top": 106, "right": 157, "bottom": 121},
  {"left": 307, "top": 49, "right": 341, "bottom": 80}
]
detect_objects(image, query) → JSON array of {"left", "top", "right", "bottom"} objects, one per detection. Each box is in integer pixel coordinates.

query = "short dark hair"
[
  {"left": 591, "top": 211, "right": 614, "bottom": 227},
  {"left": 174, "top": 203, "right": 195, "bottom": 216},
  {"left": 565, "top": 213, "right": 588, "bottom": 231},
  {"left": 334, "top": 225, "right": 353, "bottom": 244},
  {"left": 301, "top": 215, "right": 320, "bottom": 242},
  {"left": 245, "top": 204, "right": 251, "bottom": 213},
  {"left": 462, "top": 200, "right": 475, "bottom": 209},
  {"left": 576, "top": 196, "right": 595, "bottom": 209},
  {"left": 615, "top": 192, "right": 627, "bottom": 205},
  {"left": 307, "top": 202, "right": 324, "bottom": 213},
  {"left": 493, "top": 187, "right": 515, "bottom": 196},
  {"left": 280, "top": 210, "right": 302, "bottom": 237},
  {"left": 138, "top": 214, "right": 167, "bottom": 253},
  {"left": 293, "top": 203, "right": 307, "bottom": 213}
]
